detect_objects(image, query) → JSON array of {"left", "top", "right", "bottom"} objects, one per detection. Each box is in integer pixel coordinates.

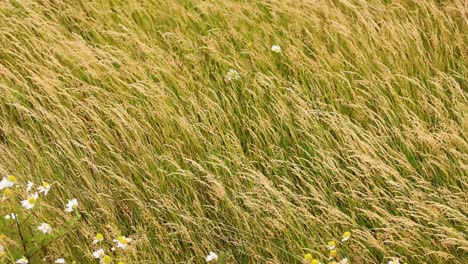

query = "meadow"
[{"left": 0, "top": 0, "right": 467, "bottom": 263}]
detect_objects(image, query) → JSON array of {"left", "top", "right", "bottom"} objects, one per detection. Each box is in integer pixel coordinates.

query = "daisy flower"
[
  {"left": 26, "top": 181, "right": 33, "bottom": 192},
  {"left": 21, "top": 192, "right": 38, "bottom": 210},
  {"left": 114, "top": 236, "right": 131, "bottom": 249},
  {"left": 55, "top": 259, "right": 66, "bottom": 263},
  {"left": 101, "top": 255, "right": 111, "bottom": 264},
  {"left": 342, "top": 231, "right": 351, "bottom": 242},
  {"left": 329, "top": 249, "right": 337, "bottom": 258},
  {"left": 271, "top": 45, "right": 282, "bottom": 53},
  {"left": 0, "top": 176, "right": 17, "bottom": 190},
  {"left": 310, "top": 259, "right": 321, "bottom": 264},
  {"left": 93, "top": 233, "right": 104, "bottom": 244},
  {"left": 224, "top": 69, "right": 240, "bottom": 81},
  {"left": 93, "top": 249, "right": 105, "bottom": 259},
  {"left": 339, "top": 258, "right": 348, "bottom": 264},
  {"left": 38, "top": 182, "right": 51, "bottom": 195},
  {"left": 327, "top": 240, "right": 336, "bottom": 250},
  {"left": 388, "top": 258, "right": 400, "bottom": 264},
  {"left": 65, "top": 198, "right": 78, "bottom": 212},
  {"left": 304, "top": 253, "right": 313, "bottom": 261},
  {"left": 205, "top": 251, "right": 218, "bottom": 262},
  {"left": 37, "top": 223, "right": 52, "bottom": 234},
  {"left": 16, "top": 257, "right": 28, "bottom": 264}
]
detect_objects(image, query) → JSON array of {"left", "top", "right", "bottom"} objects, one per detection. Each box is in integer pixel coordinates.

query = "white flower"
[
  {"left": 111, "top": 247, "right": 116, "bottom": 251},
  {"left": 388, "top": 258, "right": 400, "bottom": 264},
  {"left": 5, "top": 213, "right": 16, "bottom": 220},
  {"left": 340, "top": 258, "right": 348, "bottom": 264},
  {"left": 16, "top": 257, "right": 29, "bottom": 264},
  {"left": 341, "top": 231, "right": 351, "bottom": 242},
  {"left": 271, "top": 45, "right": 282, "bottom": 53},
  {"left": 26, "top": 181, "right": 33, "bottom": 192},
  {"left": 38, "top": 182, "right": 51, "bottom": 196},
  {"left": 93, "top": 248, "right": 105, "bottom": 259},
  {"left": 93, "top": 233, "right": 104, "bottom": 244},
  {"left": 224, "top": 69, "right": 240, "bottom": 81},
  {"left": 327, "top": 240, "right": 336, "bottom": 250},
  {"left": 65, "top": 198, "right": 78, "bottom": 212},
  {"left": 21, "top": 192, "right": 38, "bottom": 210},
  {"left": 100, "top": 255, "right": 111, "bottom": 264},
  {"left": 37, "top": 223, "right": 52, "bottom": 234},
  {"left": 114, "top": 236, "right": 131, "bottom": 249},
  {"left": 206, "top": 251, "right": 218, "bottom": 262},
  {"left": 55, "top": 259, "right": 66, "bottom": 263},
  {"left": 0, "top": 176, "right": 17, "bottom": 190}
]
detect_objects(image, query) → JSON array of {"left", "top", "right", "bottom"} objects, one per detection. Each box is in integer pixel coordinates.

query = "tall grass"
[{"left": 0, "top": 0, "right": 467, "bottom": 263}]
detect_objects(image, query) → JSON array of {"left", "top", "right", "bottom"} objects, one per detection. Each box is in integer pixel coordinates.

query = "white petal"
[
  {"left": 26, "top": 182, "right": 33, "bottom": 192},
  {"left": 0, "top": 178, "right": 13, "bottom": 190}
]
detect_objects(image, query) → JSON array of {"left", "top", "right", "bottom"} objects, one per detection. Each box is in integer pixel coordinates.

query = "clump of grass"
[{"left": 0, "top": 0, "right": 467, "bottom": 263}]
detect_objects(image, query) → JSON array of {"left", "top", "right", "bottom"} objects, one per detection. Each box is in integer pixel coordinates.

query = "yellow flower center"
[
  {"left": 329, "top": 250, "right": 337, "bottom": 257},
  {"left": 95, "top": 233, "right": 104, "bottom": 241},
  {"left": 328, "top": 241, "right": 335, "bottom": 247},
  {"left": 118, "top": 236, "right": 127, "bottom": 244},
  {"left": 304, "top": 253, "right": 312, "bottom": 260},
  {"left": 28, "top": 197, "right": 36, "bottom": 204},
  {"left": 8, "top": 176, "right": 16, "bottom": 183},
  {"left": 3, "top": 188, "right": 12, "bottom": 197},
  {"left": 311, "top": 259, "right": 319, "bottom": 264},
  {"left": 343, "top": 231, "right": 351, "bottom": 238},
  {"left": 102, "top": 255, "right": 111, "bottom": 264},
  {"left": 42, "top": 182, "right": 50, "bottom": 188}
]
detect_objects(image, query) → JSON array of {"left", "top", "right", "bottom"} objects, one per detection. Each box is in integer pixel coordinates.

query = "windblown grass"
[{"left": 0, "top": 0, "right": 467, "bottom": 263}]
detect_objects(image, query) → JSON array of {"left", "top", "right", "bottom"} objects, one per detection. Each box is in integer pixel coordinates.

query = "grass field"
[{"left": 0, "top": 0, "right": 467, "bottom": 263}]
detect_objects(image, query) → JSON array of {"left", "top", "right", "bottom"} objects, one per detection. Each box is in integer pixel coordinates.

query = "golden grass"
[{"left": 0, "top": 0, "right": 467, "bottom": 263}]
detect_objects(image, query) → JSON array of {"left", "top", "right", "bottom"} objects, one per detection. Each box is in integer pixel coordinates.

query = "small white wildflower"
[
  {"left": 26, "top": 181, "right": 33, "bottom": 192},
  {"left": 111, "top": 247, "right": 116, "bottom": 252},
  {"left": 342, "top": 231, "right": 351, "bottom": 242},
  {"left": 65, "top": 198, "right": 78, "bottom": 212},
  {"left": 100, "top": 255, "right": 111, "bottom": 264},
  {"left": 93, "top": 248, "right": 105, "bottom": 259},
  {"left": 327, "top": 240, "right": 336, "bottom": 250},
  {"left": 224, "top": 69, "right": 240, "bottom": 81},
  {"left": 205, "top": 251, "right": 218, "bottom": 262},
  {"left": 16, "top": 257, "right": 29, "bottom": 264},
  {"left": 271, "top": 45, "right": 282, "bottom": 53},
  {"left": 37, "top": 223, "right": 52, "bottom": 234},
  {"left": 340, "top": 258, "right": 348, "bottom": 264},
  {"left": 388, "top": 258, "right": 401, "bottom": 264},
  {"left": 38, "top": 182, "right": 51, "bottom": 196},
  {"left": 55, "top": 259, "right": 66, "bottom": 263},
  {"left": 21, "top": 192, "right": 38, "bottom": 210},
  {"left": 93, "top": 233, "right": 104, "bottom": 244},
  {"left": 5, "top": 213, "right": 16, "bottom": 220},
  {"left": 114, "top": 236, "right": 131, "bottom": 249},
  {"left": 0, "top": 176, "right": 17, "bottom": 190}
]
